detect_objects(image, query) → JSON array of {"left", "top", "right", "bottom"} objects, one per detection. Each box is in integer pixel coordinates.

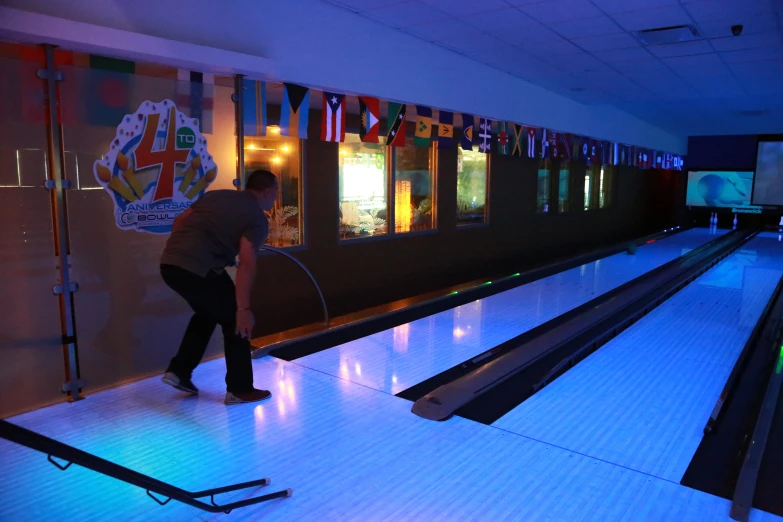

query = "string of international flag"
[
  {"left": 0, "top": 41, "right": 682, "bottom": 170},
  {"left": 241, "top": 80, "right": 683, "bottom": 171}
]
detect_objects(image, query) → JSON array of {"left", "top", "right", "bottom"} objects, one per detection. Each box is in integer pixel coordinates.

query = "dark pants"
[{"left": 161, "top": 264, "right": 253, "bottom": 393}]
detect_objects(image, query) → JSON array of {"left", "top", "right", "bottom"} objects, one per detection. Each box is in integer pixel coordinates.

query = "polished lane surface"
[
  {"left": 295, "top": 228, "right": 728, "bottom": 395},
  {"left": 493, "top": 232, "right": 783, "bottom": 483}
]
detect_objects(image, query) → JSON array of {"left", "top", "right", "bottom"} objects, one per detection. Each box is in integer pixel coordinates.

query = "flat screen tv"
[
  {"left": 686, "top": 170, "right": 759, "bottom": 209},
  {"left": 751, "top": 141, "right": 783, "bottom": 206}
]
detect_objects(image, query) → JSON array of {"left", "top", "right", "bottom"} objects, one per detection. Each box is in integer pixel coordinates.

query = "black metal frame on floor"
[
  {"left": 729, "top": 297, "right": 783, "bottom": 522},
  {"left": 0, "top": 420, "right": 292, "bottom": 514}
]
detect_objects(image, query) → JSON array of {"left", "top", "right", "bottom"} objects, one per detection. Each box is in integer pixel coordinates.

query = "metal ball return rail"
[{"left": 258, "top": 246, "right": 330, "bottom": 327}]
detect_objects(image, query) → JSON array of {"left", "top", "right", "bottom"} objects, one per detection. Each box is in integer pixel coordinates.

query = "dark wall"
[{"left": 249, "top": 121, "right": 678, "bottom": 336}]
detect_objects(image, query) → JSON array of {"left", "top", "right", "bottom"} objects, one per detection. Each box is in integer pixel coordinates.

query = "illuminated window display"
[{"left": 244, "top": 125, "right": 303, "bottom": 247}]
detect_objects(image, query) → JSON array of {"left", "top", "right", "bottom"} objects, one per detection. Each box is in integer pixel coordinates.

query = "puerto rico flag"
[
  {"left": 321, "top": 92, "right": 346, "bottom": 142},
  {"left": 527, "top": 127, "right": 536, "bottom": 158}
]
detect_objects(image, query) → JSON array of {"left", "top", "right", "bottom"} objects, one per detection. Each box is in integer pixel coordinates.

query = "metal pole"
[
  {"left": 40, "top": 44, "right": 84, "bottom": 401},
  {"left": 233, "top": 74, "right": 245, "bottom": 190}
]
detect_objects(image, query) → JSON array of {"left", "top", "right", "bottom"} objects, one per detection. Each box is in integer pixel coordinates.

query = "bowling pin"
[
  {"left": 778, "top": 216, "right": 783, "bottom": 227},
  {"left": 543, "top": 204, "right": 549, "bottom": 213},
  {"left": 733, "top": 214, "right": 738, "bottom": 226}
]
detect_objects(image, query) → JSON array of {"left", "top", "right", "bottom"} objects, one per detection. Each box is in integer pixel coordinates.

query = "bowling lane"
[
  {"left": 493, "top": 232, "right": 783, "bottom": 483},
  {"left": 293, "top": 228, "right": 727, "bottom": 395}
]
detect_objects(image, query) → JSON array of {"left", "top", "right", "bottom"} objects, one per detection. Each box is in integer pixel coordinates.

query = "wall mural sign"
[{"left": 93, "top": 99, "right": 217, "bottom": 234}]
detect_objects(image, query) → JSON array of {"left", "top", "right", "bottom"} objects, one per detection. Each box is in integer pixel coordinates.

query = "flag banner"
[
  {"left": 541, "top": 129, "right": 550, "bottom": 158},
  {"left": 177, "top": 70, "right": 214, "bottom": 134},
  {"left": 496, "top": 121, "right": 510, "bottom": 155},
  {"left": 527, "top": 127, "right": 536, "bottom": 158},
  {"left": 461, "top": 113, "right": 474, "bottom": 150},
  {"left": 242, "top": 79, "right": 266, "bottom": 136},
  {"left": 387, "top": 102, "right": 407, "bottom": 146},
  {"left": 321, "top": 91, "right": 346, "bottom": 142},
  {"left": 280, "top": 83, "right": 310, "bottom": 138},
  {"left": 478, "top": 117, "right": 492, "bottom": 153},
  {"left": 437, "top": 110, "right": 454, "bottom": 149},
  {"left": 359, "top": 96, "right": 380, "bottom": 143},
  {"left": 512, "top": 124, "right": 524, "bottom": 156},
  {"left": 414, "top": 105, "right": 433, "bottom": 147},
  {"left": 560, "top": 133, "right": 572, "bottom": 160}
]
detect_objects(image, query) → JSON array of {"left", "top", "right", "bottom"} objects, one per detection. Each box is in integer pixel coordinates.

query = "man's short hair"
[{"left": 246, "top": 170, "right": 277, "bottom": 192}]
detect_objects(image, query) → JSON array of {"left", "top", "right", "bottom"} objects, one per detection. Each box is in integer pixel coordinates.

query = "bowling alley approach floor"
[
  {"left": 2, "top": 354, "right": 782, "bottom": 522},
  {"left": 2, "top": 228, "right": 782, "bottom": 521}
]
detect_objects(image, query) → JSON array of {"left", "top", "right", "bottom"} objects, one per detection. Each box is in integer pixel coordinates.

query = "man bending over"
[{"left": 160, "top": 170, "right": 277, "bottom": 404}]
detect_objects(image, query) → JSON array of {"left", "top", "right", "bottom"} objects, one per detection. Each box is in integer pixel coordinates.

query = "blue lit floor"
[
  {"left": 494, "top": 232, "right": 783, "bottom": 484},
  {"left": 296, "top": 228, "right": 726, "bottom": 395},
  {"left": 2, "top": 229, "right": 781, "bottom": 521},
  {"left": 2, "top": 354, "right": 781, "bottom": 521}
]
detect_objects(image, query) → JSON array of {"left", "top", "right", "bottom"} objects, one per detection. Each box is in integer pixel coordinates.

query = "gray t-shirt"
[{"left": 161, "top": 190, "right": 268, "bottom": 277}]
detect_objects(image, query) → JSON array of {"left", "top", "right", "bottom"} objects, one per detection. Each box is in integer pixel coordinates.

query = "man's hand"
[
  {"left": 236, "top": 309, "right": 255, "bottom": 339},
  {"left": 235, "top": 236, "right": 258, "bottom": 340}
]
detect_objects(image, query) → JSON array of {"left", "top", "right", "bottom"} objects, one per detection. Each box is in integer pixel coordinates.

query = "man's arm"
[{"left": 235, "top": 236, "right": 257, "bottom": 338}]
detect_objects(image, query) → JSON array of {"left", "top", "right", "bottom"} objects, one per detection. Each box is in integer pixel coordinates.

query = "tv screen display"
[
  {"left": 686, "top": 170, "right": 759, "bottom": 209},
  {"left": 752, "top": 141, "right": 783, "bottom": 206}
]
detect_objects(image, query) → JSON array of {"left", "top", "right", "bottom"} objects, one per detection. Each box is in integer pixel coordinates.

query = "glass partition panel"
[
  {"left": 0, "top": 53, "right": 65, "bottom": 417},
  {"left": 61, "top": 61, "right": 236, "bottom": 391}
]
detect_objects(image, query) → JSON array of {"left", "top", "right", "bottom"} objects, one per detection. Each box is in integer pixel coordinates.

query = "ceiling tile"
[
  {"left": 525, "top": 35, "right": 584, "bottom": 57},
  {"left": 589, "top": 0, "right": 680, "bottom": 15},
  {"left": 684, "top": 0, "right": 774, "bottom": 23},
  {"left": 550, "top": 15, "right": 622, "bottom": 39},
  {"left": 405, "top": 17, "right": 475, "bottom": 40},
  {"left": 363, "top": 2, "right": 452, "bottom": 27},
  {"left": 539, "top": 51, "right": 613, "bottom": 72},
  {"left": 647, "top": 40, "right": 714, "bottom": 58},
  {"left": 728, "top": 60, "right": 783, "bottom": 79},
  {"left": 612, "top": 57, "right": 671, "bottom": 72},
  {"left": 503, "top": 0, "right": 551, "bottom": 5},
  {"left": 329, "top": 0, "right": 400, "bottom": 11},
  {"left": 709, "top": 33, "right": 783, "bottom": 53},
  {"left": 599, "top": 46, "right": 656, "bottom": 63},
  {"left": 690, "top": 77, "right": 747, "bottom": 98},
  {"left": 662, "top": 52, "right": 724, "bottom": 70},
  {"left": 467, "top": 42, "right": 526, "bottom": 64},
  {"left": 459, "top": 7, "right": 538, "bottom": 31},
  {"left": 572, "top": 32, "right": 639, "bottom": 52},
  {"left": 421, "top": 0, "right": 509, "bottom": 15},
  {"left": 720, "top": 47, "right": 783, "bottom": 64},
  {"left": 696, "top": 17, "right": 780, "bottom": 39},
  {"left": 742, "top": 82, "right": 783, "bottom": 96},
  {"left": 610, "top": 5, "right": 692, "bottom": 32},
  {"left": 437, "top": 34, "right": 510, "bottom": 54},
  {"left": 498, "top": 24, "right": 580, "bottom": 49},
  {"left": 518, "top": 0, "right": 603, "bottom": 24}
]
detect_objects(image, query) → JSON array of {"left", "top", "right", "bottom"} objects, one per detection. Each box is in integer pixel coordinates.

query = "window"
[
  {"left": 584, "top": 163, "right": 600, "bottom": 210},
  {"left": 339, "top": 134, "right": 388, "bottom": 239},
  {"left": 599, "top": 165, "right": 614, "bottom": 208},
  {"left": 537, "top": 158, "right": 551, "bottom": 213},
  {"left": 244, "top": 126, "right": 303, "bottom": 247},
  {"left": 457, "top": 147, "right": 488, "bottom": 225},
  {"left": 393, "top": 138, "right": 436, "bottom": 233},
  {"left": 558, "top": 163, "right": 570, "bottom": 212}
]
